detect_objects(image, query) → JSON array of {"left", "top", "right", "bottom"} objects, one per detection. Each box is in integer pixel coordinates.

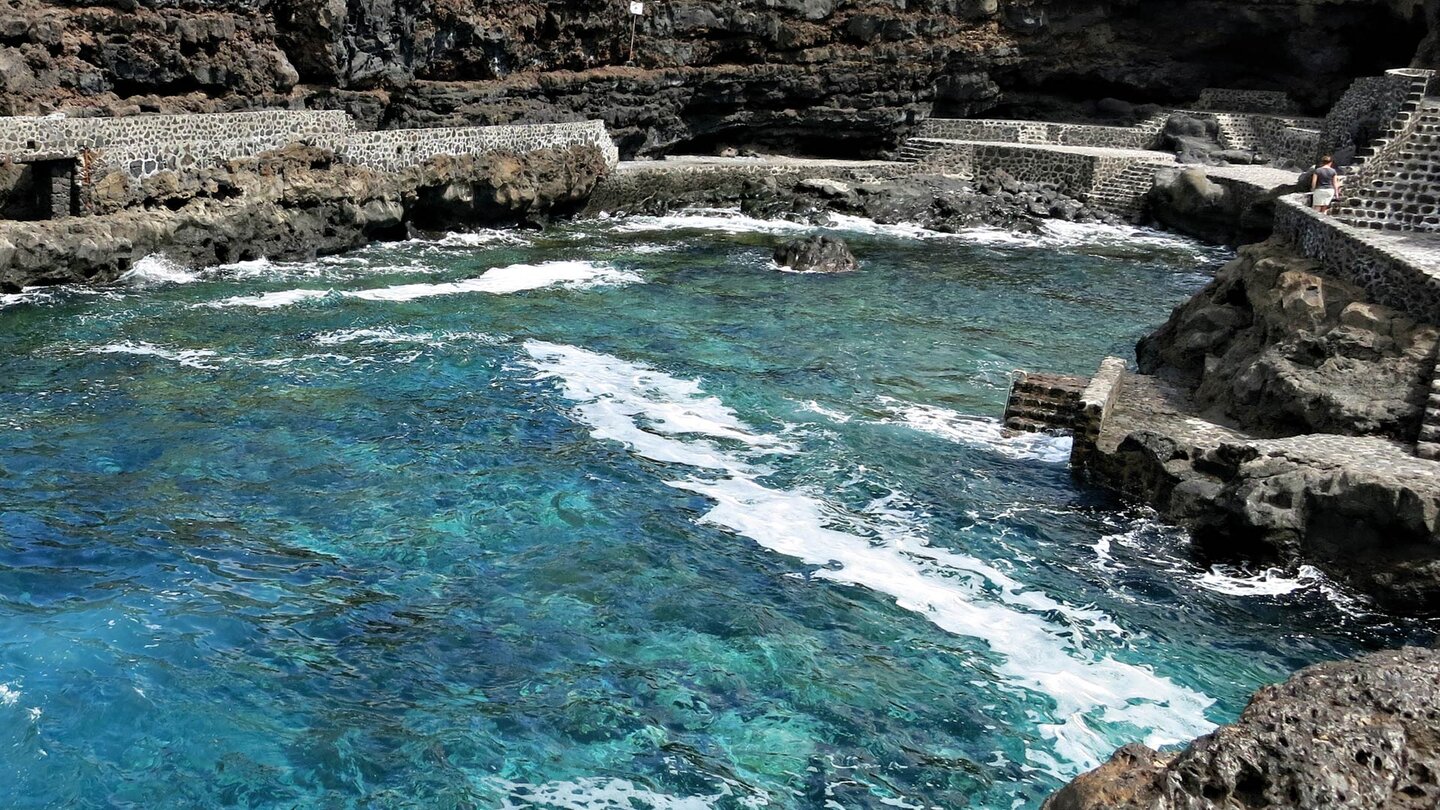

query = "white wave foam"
[
  {"left": 877, "top": 398, "right": 1072, "bottom": 463},
  {"left": 521, "top": 341, "right": 1215, "bottom": 777},
  {"left": 207, "top": 261, "right": 635, "bottom": 309},
  {"left": 0, "top": 289, "right": 55, "bottom": 309},
  {"left": 0, "top": 683, "right": 18, "bottom": 706},
  {"left": 431, "top": 229, "right": 530, "bottom": 248},
  {"left": 311, "top": 327, "right": 440, "bottom": 347},
  {"left": 612, "top": 209, "right": 814, "bottom": 236},
  {"left": 88, "top": 341, "right": 221, "bottom": 369},
  {"left": 1195, "top": 565, "right": 1321, "bottom": 596},
  {"left": 347, "top": 261, "right": 637, "bottom": 301},
  {"left": 209, "top": 288, "right": 335, "bottom": 309},
  {"left": 489, "top": 777, "right": 744, "bottom": 810},
  {"left": 119, "top": 255, "right": 200, "bottom": 287}
]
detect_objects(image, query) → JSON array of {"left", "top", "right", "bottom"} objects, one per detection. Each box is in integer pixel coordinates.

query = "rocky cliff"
[{"left": 1, "top": 0, "right": 1430, "bottom": 158}]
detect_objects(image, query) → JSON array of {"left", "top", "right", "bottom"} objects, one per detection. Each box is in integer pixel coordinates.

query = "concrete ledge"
[{"left": 1071, "top": 356, "right": 1127, "bottom": 474}]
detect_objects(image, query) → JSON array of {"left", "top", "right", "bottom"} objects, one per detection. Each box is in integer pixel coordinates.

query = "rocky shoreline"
[{"left": 0, "top": 143, "right": 607, "bottom": 292}]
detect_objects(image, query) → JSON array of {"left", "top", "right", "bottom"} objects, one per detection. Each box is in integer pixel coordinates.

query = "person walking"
[{"left": 1311, "top": 155, "right": 1339, "bottom": 213}]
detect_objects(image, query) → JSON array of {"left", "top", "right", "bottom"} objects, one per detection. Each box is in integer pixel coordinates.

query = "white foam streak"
[
  {"left": 489, "top": 777, "right": 736, "bottom": 810},
  {"left": 522, "top": 341, "right": 1215, "bottom": 777},
  {"left": 879, "top": 399, "right": 1072, "bottom": 463},
  {"left": 119, "top": 255, "right": 200, "bottom": 287},
  {"left": 210, "top": 288, "right": 334, "bottom": 309},
  {"left": 1196, "top": 565, "right": 1321, "bottom": 596},
  {"left": 207, "top": 261, "right": 635, "bottom": 309},
  {"left": 0, "top": 289, "right": 55, "bottom": 309},
  {"left": 88, "top": 341, "right": 221, "bottom": 369}
]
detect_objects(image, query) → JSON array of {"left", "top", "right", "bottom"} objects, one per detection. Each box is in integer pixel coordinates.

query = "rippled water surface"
[{"left": 1, "top": 212, "right": 1433, "bottom": 808}]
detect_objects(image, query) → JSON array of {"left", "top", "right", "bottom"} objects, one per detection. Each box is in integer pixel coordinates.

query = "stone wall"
[
  {"left": 1318, "top": 71, "right": 1418, "bottom": 162},
  {"left": 0, "top": 111, "right": 357, "bottom": 176},
  {"left": 914, "top": 117, "right": 1163, "bottom": 150},
  {"left": 1194, "top": 88, "right": 1300, "bottom": 114},
  {"left": 0, "top": 110, "right": 620, "bottom": 218},
  {"left": 344, "top": 121, "right": 619, "bottom": 172},
  {"left": 1205, "top": 112, "right": 1322, "bottom": 165},
  {"left": 584, "top": 159, "right": 916, "bottom": 214},
  {"left": 1274, "top": 193, "right": 1440, "bottom": 325}
]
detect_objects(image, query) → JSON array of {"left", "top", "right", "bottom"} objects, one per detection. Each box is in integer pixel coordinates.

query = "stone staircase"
[
  {"left": 1333, "top": 98, "right": 1440, "bottom": 232},
  {"left": 896, "top": 138, "right": 946, "bottom": 164},
  {"left": 1087, "top": 161, "right": 1166, "bottom": 220},
  {"left": 1418, "top": 355, "right": 1440, "bottom": 460},
  {"left": 1003, "top": 371, "right": 1087, "bottom": 433}
]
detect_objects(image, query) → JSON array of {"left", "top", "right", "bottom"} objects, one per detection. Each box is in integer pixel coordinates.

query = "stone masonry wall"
[
  {"left": 1319, "top": 72, "right": 1416, "bottom": 161},
  {"left": 914, "top": 118, "right": 1161, "bottom": 150},
  {"left": 1195, "top": 88, "right": 1300, "bottom": 114},
  {"left": 0, "top": 111, "right": 357, "bottom": 175},
  {"left": 1204, "top": 112, "right": 1322, "bottom": 165},
  {"left": 344, "top": 121, "right": 619, "bottom": 172},
  {"left": 1274, "top": 193, "right": 1440, "bottom": 325},
  {"left": 584, "top": 159, "right": 916, "bottom": 214}
]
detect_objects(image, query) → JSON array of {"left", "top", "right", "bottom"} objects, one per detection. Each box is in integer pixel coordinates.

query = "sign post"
[{"left": 628, "top": 1, "right": 644, "bottom": 64}]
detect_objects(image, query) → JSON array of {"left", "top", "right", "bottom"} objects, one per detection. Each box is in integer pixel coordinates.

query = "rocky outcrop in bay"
[
  {"left": 1045, "top": 646, "right": 1440, "bottom": 810},
  {"left": 773, "top": 234, "right": 857, "bottom": 273}
]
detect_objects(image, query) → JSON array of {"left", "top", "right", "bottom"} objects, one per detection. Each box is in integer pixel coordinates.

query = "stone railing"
[
  {"left": 1070, "top": 356, "right": 1128, "bottom": 475},
  {"left": 1274, "top": 192, "right": 1440, "bottom": 325},
  {"left": 342, "top": 121, "right": 620, "bottom": 173}
]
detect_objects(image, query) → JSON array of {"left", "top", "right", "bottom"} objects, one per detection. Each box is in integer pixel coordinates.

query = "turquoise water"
[{"left": 0, "top": 211, "right": 1432, "bottom": 809}]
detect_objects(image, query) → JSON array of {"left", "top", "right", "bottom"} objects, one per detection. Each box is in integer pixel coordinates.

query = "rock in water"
[
  {"left": 1044, "top": 647, "right": 1440, "bottom": 810},
  {"left": 773, "top": 235, "right": 858, "bottom": 273}
]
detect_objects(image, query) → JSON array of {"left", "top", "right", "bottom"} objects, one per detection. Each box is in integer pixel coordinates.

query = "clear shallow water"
[{"left": 1, "top": 211, "right": 1434, "bottom": 809}]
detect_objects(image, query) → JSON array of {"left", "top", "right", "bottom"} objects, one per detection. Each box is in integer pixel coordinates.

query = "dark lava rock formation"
[
  {"left": 1045, "top": 647, "right": 1440, "bottom": 810},
  {"left": 0, "top": 0, "right": 1431, "bottom": 158},
  {"left": 773, "top": 234, "right": 858, "bottom": 273}
]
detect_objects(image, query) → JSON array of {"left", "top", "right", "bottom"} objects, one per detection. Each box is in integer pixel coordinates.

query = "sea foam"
[
  {"left": 521, "top": 341, "right": 1216, "bottom": 777},
  {"left": 207, "top": 260, "right": 635, "bottom": 309}
]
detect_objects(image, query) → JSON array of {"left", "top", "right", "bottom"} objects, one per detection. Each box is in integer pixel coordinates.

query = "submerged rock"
[
  {"left": 773, "top": 235, "right": 858, "bottom": 273},
  {"left": 1045, "top": 646, "right": 1440, "bottom": 810}
]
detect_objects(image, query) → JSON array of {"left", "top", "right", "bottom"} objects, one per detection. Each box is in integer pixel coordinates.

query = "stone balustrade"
[{"left": 1070, "top": 356, "right": 1128, "bottom": 476}]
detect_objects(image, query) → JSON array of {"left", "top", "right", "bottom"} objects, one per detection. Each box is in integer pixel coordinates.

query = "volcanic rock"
[
  {"left": 773, "top": 235, "right": 857, "bottom": 273},
  {"left": 1045, "top": 646, "right": 1440, "bottom": 810}
]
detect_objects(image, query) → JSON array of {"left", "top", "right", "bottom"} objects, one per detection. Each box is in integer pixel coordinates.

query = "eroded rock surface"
[
  {"left": 1045, "top": 647, "right": 1440, "bottom": 810},
  {"left": 1139, "top": 239, "right": 1435, "bottom": 441},
  {"left": 773, "top": 234, "right": 857, "bottom": 273}
]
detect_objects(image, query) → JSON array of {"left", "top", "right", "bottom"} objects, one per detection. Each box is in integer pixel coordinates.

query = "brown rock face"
[
  {"left": 0, "top": 0, "right": 1428, "bottom": 158},
  {"left": 1138, "top": 240, "right": 1435, "bottom": 442},
  {"left": 1045, "top": 647, "right": 1440, "bottom": 810}
]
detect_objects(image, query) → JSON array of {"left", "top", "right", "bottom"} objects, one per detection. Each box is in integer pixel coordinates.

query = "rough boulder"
[
  {"left": 1045, "top": 646, "right": 1440, "bottom": 810},
  {"left": 773, "top": 235, "right": 858, "bottom": 273}
]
